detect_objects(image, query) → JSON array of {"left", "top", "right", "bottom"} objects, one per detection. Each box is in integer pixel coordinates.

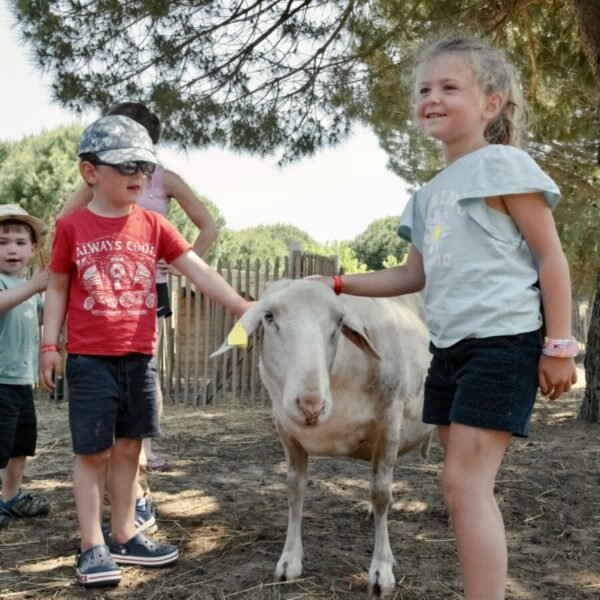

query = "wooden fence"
[
  {"left": 43, "top": 250, "right": 592, "bottom": 405},
  {"left": 158, "top": 251, "right": 339, "bottom": 406}
]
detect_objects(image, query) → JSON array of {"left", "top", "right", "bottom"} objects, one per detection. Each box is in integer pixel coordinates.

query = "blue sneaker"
[
  {"left": 75, "top": 544, "right": 122, "bottom": 588},
  {"left": 108, "top": 531, "right": 179, "bottom": 567},
  {"left": 0, "top": 514, "right": 9, "bottom": 530},
  {"left": 135, "top": 494, "right": 158, "bottom": 534}
]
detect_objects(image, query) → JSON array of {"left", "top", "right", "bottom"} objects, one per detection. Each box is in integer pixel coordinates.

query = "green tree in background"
[
  {"left": 350, "top": 216, "right": 408, "bottom": 271},
  {"left": 322, "top": 241, "right": 368, "bottom": 274},
  {"left": 211, "top": 226, "right": 368, "bottom": 275},
  {"left": 0, "top": 125, "right": 82, "bottom": 237},
  {"left": 353, "top": 0, "right": 599, "bottom": 297},
  {"left": 11, "top": 0, "right": 369, "bottom": 162},
  {"left": 570, "top": 0, "right": 600, "bottom": 422},
  {"left": 7, "top": 0, "right": 600, "bottom": 411},
  {"left": 0, "top": 140, "right": 13, "bottom": 166},
  {"left": 213, "top": 224, "right": 316, "bottom": 266},
  {"left": 167, "top": 195, "right": 225, "bottom": 265},
  {"left": 11, "top": 0, "right": 598, "bottom": 292},
  {"left": 0, "top": 127, "right": 370, "bottom": 275}
]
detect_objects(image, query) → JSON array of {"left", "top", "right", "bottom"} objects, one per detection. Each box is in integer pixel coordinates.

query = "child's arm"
[
  {"left": 58, "top": 183, "right": 93, "bottom": 218},
  {"left": 0, "top": 270, "right": 48, "bottom": 314},
  {"left": 170, "top": 250, "right": 252, "bottom": 317},
  {"left": 310, "top": 246, "right": 426, "bottom": 297},
  {"left": 504, "top": 191, "right": 578, "bottom": 400},
  {"left": 39, "top": 271, "right": 71, "bottom": 391},
  {"left": 164, "top": 170, "right": 219, "bottom": 258}
]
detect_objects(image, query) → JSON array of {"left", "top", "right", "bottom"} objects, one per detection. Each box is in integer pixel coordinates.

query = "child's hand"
[
  {"left": 239, "top": 299, "right": 254, "bottom": 315},
  {"left": 157, "top": 259, "right": 182, "bottom": 277},
  {"left": 39, "top": 350, "right": 63, "bottom": 392},
  {"left": 30, "top": 269, "right": 49, "bottom": 293},
  {"left": 538, "top": 355, "right": 578, "bottom": 400}
]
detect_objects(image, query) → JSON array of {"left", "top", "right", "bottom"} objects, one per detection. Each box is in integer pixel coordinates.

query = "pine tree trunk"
[
  {"left": 571, "top": 0, "right": 600, "bottom": 420},
  {"left": 579, "top": 270, "right": 600, "bottom": 421}
]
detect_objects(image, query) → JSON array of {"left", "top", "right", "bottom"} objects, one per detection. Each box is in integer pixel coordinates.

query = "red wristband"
[
  {"left": 40, "top": 343, "right": 61, "bottom": 353},
  {"left": 333, "top": 275, "right": 343, "bottom": 296}
]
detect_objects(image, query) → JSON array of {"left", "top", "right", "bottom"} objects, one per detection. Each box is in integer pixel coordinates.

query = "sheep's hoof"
[
  {"left": 275, "top": 557, "right": 303, "bottom": 582},
  {"left": 368, "top": 567, "right": 395, "bottom": 597}
]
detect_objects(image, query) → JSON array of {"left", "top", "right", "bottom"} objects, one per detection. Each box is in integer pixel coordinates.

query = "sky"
[{"left": 0, "top": 1, "right": 410, "bottom": 244}]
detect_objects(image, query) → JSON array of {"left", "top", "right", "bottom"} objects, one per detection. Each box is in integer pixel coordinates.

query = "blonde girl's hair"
[{"left": 414, "top": 36, "right": 526, "bottom": 147}]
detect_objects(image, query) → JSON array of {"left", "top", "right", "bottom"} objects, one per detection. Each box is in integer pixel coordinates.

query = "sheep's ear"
[
  {"left": 341, "top": 314, "right": 381, "bottom": 360},
  {"left": 210, "top": 301, "right": 263, "bottom": 357}
]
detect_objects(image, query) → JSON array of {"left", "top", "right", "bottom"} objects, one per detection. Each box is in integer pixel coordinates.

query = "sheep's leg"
[
  {"left": 275, "top": 432, "right": 308, "bottom": 582},
  {"left": 368, "top": 430, "right": 401, "bottom": 596}
]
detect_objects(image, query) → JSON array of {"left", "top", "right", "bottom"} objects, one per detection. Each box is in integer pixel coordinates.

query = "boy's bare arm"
[
  {"left": 58, "top": 183, "right": 93, "bottom": 218},
  {"left": 171, "top": 250, "right": 252, "bottom": 317},
  {"left": 40, "top": 271, "right": 71, "bottom": 391},
  {"left": 0, "top": 270, "right": 48, "bottom": 314}
]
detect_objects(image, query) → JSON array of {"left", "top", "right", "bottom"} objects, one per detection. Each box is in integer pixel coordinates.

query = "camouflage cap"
[{"left": 78, "top": 115, "right": 157, "bottom": 164}]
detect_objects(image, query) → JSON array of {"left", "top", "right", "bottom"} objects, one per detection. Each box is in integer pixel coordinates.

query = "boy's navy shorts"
[
  {"left": 423, "top": 329, "right": 542, "bottom": 437},
  {"left": 0, "top": 384, "right": 37, "bottom": 468},
  {"left": 66, "top": 354, "right": 160, "bottom": 455}
]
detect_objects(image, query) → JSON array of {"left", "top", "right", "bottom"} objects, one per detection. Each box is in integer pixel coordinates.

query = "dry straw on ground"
[{"left": 1, "top": 381, "right": 599, "bottom": 599}]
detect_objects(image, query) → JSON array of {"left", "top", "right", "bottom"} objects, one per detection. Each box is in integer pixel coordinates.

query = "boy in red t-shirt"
[{"left": 40, "top": 115, "right": 251, "bottom": 588}]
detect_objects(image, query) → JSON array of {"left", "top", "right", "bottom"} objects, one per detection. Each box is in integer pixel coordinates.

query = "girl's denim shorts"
[{"left": 423, "top": 329, "right": 542, "bottom": 437}]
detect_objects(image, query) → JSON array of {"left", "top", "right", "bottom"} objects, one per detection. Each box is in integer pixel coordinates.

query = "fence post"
[{"left": 289, "top": 242, "right": 303, "bottom": 279}]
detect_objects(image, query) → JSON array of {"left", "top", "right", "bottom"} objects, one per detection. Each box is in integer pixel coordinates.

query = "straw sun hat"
[{"left": 0, "top": 204, "right": 48, "bottom": 246}]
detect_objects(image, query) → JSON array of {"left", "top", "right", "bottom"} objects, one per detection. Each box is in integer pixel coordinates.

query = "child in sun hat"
[
  {"left": 0, "top": 204, "right": 50, "bottom": 530},
  {"left": 39, "top": 115, "right": 251, "bottom": 588}
]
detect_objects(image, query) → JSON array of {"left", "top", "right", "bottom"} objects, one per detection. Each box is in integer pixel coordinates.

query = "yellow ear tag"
[{"left": 227, "top": 322, "right": 248, "bottom": 348}]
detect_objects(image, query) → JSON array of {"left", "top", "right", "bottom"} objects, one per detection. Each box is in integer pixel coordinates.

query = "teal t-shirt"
[
  {"left": 398, "top": 144, "right": 560, "bottom": 348},
  {"left": 0, "top": 273, "right": 43, "bottom": 385}
]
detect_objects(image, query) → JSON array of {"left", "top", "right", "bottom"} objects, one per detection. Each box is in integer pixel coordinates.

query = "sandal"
[
  {"left": 146, "top": 456, "right": 169, "bottom": 471},
  {"left": 75, "top": 544, "right": 121, "bottom": 587},
  {"left": 0, "top": 490, "right": 50, "bottom": 518},
  {"left": 108, "top": 531, "right": 178, "bottom": 567}
]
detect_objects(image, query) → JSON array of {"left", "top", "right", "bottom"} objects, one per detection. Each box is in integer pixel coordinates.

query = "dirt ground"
[{"left": 1, "top": 377, "right": 599, "bottom": 600}]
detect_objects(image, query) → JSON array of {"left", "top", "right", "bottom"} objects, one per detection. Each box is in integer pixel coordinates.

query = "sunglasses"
[{"left": 90, "top": 159, "right": 156, "bottom": 176}]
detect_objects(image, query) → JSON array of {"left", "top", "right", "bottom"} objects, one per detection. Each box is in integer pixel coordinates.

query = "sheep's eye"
[
  {"left": 331, "top": 316, "right": 343, "bottom": 340},
  {"left": 263, "top": 311, "right": 274, "bottom": 325}
]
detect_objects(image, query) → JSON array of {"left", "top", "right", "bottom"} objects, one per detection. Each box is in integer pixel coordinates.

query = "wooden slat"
[
  {"left": 34, "top": 254, "right": 594, "bottom": 408},
  {"left": 183, "top": 277, "right": 192, "bottom": 405}
]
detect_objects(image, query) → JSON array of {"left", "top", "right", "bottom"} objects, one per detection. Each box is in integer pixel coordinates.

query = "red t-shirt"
[{"left": 50, "top": 205, "right": 191, "bottom": 355}]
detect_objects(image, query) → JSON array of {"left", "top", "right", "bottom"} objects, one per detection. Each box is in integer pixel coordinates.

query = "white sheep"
[{"left": 214, "top": 279, "right": 433, "bottom": 596}]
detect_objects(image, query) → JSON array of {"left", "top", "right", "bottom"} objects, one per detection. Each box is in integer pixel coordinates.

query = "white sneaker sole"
[
  {"left": 110, "top": 546, "right": 179, "bottom": 567},
  {"left": 76, "top": 568, "right": 122, "bottom": 587}
]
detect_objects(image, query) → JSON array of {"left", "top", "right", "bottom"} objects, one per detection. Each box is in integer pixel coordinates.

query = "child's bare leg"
[
  {"left": 137, "top": 461, "right": 150, "bottom": 499},
  {"left": 142, "top": 437, "right": 154, "bottom": 462},
  {"left": 440, "top": 423, "right": 511, "bottom": 600},
  {"left": 142, "top": 384, "right": 163, "bottom": 463},
  {"left": 74, "top": 451, "right": 110, "bottom": 551},
  {"left": 143, "top": 317, "right": 165, "bottom": 465},
  {"left": 1, "top": 456, "right": 27, "bottom": 501},
  {"left": 106, "top": 438, "right": 142, "bottom": 544}
]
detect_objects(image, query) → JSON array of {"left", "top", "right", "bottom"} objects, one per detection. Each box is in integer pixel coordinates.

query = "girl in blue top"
[{"left": 317, "top": 36, "right": 577, "bottom": 599}]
